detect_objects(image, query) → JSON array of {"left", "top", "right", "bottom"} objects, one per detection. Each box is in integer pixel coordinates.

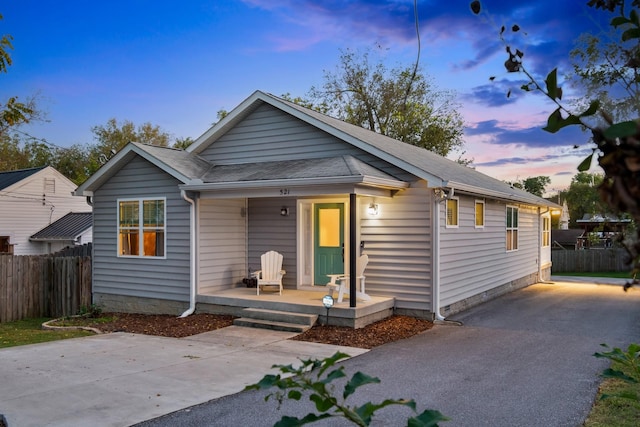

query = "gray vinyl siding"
[
  {"left": 198, "top": 198, "right": 247, "bottom": 292},
  {"left": 439, "top": 197, "right": 540, "bottom": 307},
  {"left": 198, "top": 104, "right": 415, "bottom": 181},
  {"left": 247, "top": 198, "right": 297, "bottom": 289},
  {"left": 92, "top": 156, "right": 191, "bottom": 301},
  {"left": 360, "top": 184, "right": 432, "bottom": 311}
]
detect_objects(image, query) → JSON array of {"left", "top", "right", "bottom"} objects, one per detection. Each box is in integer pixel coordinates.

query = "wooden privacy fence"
[
  {"left": 0, "top": 255, "right": 92, "bottom": 322},
  {"left": 551, "top": 248, "right": 631, "bottom": 273}
]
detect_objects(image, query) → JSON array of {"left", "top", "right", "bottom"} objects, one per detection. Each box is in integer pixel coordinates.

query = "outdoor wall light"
[
  {"left": 280, "top": 207, "right": 289, "bottom": 216},
  {"left": 367, "top": 203, "right": 379, "bottom": 216}
]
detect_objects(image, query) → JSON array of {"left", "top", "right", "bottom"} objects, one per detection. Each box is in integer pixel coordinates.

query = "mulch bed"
[{"left": 51, "top": 313, "right": 434, "bottom": 348}]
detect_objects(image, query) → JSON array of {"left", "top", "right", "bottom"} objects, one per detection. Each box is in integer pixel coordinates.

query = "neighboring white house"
[
  {"left": 0, "top": 166, "right": 92, "bottom": 255},
  {"left": 74, "top": 90, "right": 558, "bottom": 321}
]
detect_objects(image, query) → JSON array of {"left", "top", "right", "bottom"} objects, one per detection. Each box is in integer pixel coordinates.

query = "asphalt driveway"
[{"left": 137, "top": 277, "right": 640, "bottom": 427}]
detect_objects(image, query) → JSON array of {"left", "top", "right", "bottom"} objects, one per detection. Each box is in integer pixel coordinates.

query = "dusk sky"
[{"left": 2, "top": 1, "right": 611, "bottom": 194}]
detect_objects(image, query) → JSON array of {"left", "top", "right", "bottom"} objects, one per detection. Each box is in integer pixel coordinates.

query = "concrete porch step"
[
  {"left": 233, "top": 317, "right": 312, "bottom": 333},
  {"left": 232, "top": 308, "right": 318, "bottom": 332}
]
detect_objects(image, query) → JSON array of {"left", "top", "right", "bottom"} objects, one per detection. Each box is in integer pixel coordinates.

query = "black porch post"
[{"left": 349, "top": 193, "right": 357, "bottom": 307}]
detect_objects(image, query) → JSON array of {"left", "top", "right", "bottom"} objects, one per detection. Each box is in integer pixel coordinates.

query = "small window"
[
  {"left": 506, "top": 206, "right": 519, "bottom": 251},
  {"left": 542, "top": 216, "right": 550, "bottom": 247},
  {"left": 0, "top": 236, "right": 13, "bottom": 254},
  {"left": 446, "top": 198, "right": 459, "bottom": 228},
  {"left": 118, "top": 198, "right": 165, "bottom": 257},
  {"left": 475, "top": 200, "right": 485, "bottom": 228}
]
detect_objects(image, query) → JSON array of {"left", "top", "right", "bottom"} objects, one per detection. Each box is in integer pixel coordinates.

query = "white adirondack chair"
[
  {"left": 255, "top": 251, "right": 286, "bottom": 295},
  {"left": 327, "top": 254, "right": 370, "bottom": 303}
]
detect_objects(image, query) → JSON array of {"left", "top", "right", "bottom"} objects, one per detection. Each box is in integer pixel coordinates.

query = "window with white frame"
[
  {"left": 118, "top": 198, "right": 165, "bottom": 257},
  {"left": 542, "top": 216, "right": 551, "bottom": 247},
  {"left": 446, "top": 198, "right": 459, "bottom": 227},
  {"left": 506, "top": 206, "right": 518, "bottom": 251},
  {"left": 475, "top": 200, "right": 485, "bottom": 228}
]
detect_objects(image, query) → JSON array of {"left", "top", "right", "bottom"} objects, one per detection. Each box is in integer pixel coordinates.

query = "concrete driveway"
[
  {"left": 0, "top": 324, "right": 367, "bottom": 427},
  {"left": 136, "top": 277, "right": 640, "bottom": 427}
]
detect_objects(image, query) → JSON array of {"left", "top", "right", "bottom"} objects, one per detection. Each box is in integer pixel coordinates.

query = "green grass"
[
  {"left": 553, "top": 271, "right": 635, "bottom": 279},
  {"left": 584, "top": 361, "right": 640, "bottom": 427},
  {"left": 0, "top": 317, "right": 94, "bottom": 349}
]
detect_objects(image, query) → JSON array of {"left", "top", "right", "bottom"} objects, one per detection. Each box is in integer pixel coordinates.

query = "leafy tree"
[
  {"left": 173, "top": 136, "right": 194, "bottom": 150},
  {"left": 304, "top": 49, "right": 466, "bottom": 159},
  {"left": 0, "top": 13, "right": 41, "bottom": 140},
  {"left": 568, "top": 28, "right": 640, "bottom": 124},
  {"left": 561, "top": 172, "right": 608, "bottom": 227},
  {"left": 471, "top": 0, "right": 640, "bottom": 282},
  {"left": 507, "top": 176, "right": 551, "bottom": 197},
  {"left": 87, "top": 118, "right": 171, "bottom": 175}
]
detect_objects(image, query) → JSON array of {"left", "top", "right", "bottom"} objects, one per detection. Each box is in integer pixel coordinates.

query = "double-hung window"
[
  {"left": 446, "top": 198, "right": 459, "bottom": 228},
  {"left": 475, "top": 200, "right": 485, "bottom": 228},
  {"left": 542, "top": 216, "right": 551, "bottom": 247},
  {"left": 118, "top": 198, "right": 166, "bottom": 257},
  {"left": 506, "top": 205, "right": 518, "bottom": 251}
]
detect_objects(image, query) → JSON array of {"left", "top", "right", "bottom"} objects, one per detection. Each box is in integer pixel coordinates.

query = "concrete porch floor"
[{"left": 196, "top": 287, "right": 395, "bottom": 328}]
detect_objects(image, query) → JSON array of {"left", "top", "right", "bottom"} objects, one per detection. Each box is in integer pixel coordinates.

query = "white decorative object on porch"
[
  {"left": 327, "top": 254, "right": 370, "bottom": 303},
  {"left": 255, "top": 250, "right": 286, "bottom": 295}
]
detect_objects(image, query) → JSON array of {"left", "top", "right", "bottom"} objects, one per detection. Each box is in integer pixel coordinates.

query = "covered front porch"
[{"left": 196, "top": 287, "right": 395, "bottom": 328}]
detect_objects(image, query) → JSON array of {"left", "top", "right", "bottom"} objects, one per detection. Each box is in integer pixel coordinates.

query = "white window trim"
[
  {"left": 446, "top": 197, "right": 459, "bottom": 228},
  {"left": 117, "top": 197, "right": 167, "bottom": 259},
  {"left": 475, "top": 199, "right": 485, "bottom": 229},
  {"left": 506, "top": 205, "right": 519, "bottom": 252},
  {"left": 542, "top": 215, "right": 551, "bottom": 247}
]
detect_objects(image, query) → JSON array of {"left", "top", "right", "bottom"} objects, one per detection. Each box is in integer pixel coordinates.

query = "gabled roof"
[
  {"left": 75, "top": 90, "right": 557, "bottom": 208},
  {"left": 188, "top": 91, "right": 556, "bottom": 207},
  {"left": 0, "top": 166, "right": 46, "bottom": 191},
  {"left": 30, "top": 212, "right": 92, "bottom": 241},
  {"left": 75, "top": 142, "right": 213, "bottom": 195}
]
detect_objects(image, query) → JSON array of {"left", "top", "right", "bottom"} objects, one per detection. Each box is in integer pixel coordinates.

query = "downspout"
[
  {"left": 432, "top": 190, "right": 446, "bottom": 321},
  {"left": 180, "top": 190, "right": 196, "bottom": 318}
]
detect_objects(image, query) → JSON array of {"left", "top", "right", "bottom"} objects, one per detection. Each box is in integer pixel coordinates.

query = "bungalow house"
[
  {"left": 0, "top": 166, "right": 92, "bottom": 255},
  {"left": 74, "top": 91, "right": 557, "bottom": 325}
]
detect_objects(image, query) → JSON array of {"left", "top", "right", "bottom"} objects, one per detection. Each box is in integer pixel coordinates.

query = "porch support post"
[{"left": 349, "top": 193, "right": 357, "bottom": 307}]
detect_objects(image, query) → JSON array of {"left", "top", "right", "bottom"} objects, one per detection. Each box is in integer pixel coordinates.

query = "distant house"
[
  {"left": 0, "top": 166, "right": 92, "bottom": 255},
  {"left": 30, "top": 212, "right": 93, "bottom": 253},
  {"left": 552, "top": 229, "right": 585, "bottom": 250},
  {"left": 74, "top": 90, "right": 558, "bottom": 320}
]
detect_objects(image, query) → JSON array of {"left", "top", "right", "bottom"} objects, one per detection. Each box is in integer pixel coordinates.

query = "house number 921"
[{"left": 280, "top": 189, "right": 290, "bottom": 195}]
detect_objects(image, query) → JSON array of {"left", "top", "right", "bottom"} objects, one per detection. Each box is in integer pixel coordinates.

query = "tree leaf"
[
  {"left": 545, "top": 68, "right": 559, "bottom": 100},
  {"left": 579, "top": 100, "right": 600, "bottom": 117},
  {"left": 602, "top": 121, "right": 638, "bottom": 139},
  {"left": 408, "top": 409, "right": 451, "bottom": 427},
  {"left": 611, "top": 16, "right": 629, "bottom": 27},
  {"left": 344, "top": 372, "right": 381, "bottom": 399},
  {"left": 470, "top": 1, "right": 481, "bottom": 14},
  {"left": 577, "top": 153, "right": 593, "bottom": 172},
  {"left": 622, "top": 28, "right": 640, "bottom": 42}
]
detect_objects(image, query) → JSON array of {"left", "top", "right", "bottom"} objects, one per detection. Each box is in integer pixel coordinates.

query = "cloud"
[{"left": 466, "top": 119, "right": 591, "bottom": 149}]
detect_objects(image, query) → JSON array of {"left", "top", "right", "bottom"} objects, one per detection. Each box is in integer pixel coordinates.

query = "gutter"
[{"left": 179, "top": 190, "right": 197, "bottom": 318}]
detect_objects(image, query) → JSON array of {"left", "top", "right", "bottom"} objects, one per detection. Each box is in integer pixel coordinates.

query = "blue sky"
[{"left": 1, "top": 1, "right": 610, "bottom": 193}]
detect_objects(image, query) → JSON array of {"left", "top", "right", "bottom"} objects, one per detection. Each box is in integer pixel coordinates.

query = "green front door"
[{"left": 313, "top": 203, "right": 344, "bottom": 285}]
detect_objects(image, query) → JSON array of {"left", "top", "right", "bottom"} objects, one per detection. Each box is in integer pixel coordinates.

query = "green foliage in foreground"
[
  {"left": 246, "top": 351, "right": 448, "bottom": 426},
  {"left": 585, "top": 344, "right": 640, "bottom": 426},
  {"left": 0, "top": 317, "right": 93, "bottom": 348}
]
